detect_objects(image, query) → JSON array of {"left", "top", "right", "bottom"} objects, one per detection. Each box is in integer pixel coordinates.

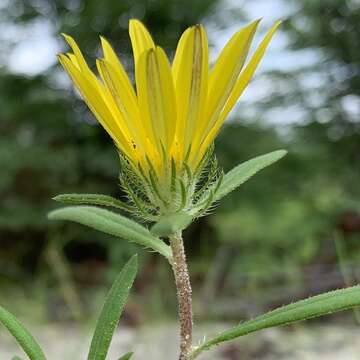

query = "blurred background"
[{"left": 1, "top": 0, "right": 360, "bottom": 358}]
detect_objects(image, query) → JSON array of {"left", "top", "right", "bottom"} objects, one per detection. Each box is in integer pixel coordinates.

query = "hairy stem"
[{"left": 169, "top": 231, "right": 193, "bottom": 360}]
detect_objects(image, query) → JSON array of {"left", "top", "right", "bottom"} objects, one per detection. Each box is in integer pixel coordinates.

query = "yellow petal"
[
  {"left": 200, "top": 19, "right": 260, "bottom": 140},
  {"left": 96, "top": 58, "right": 146, "bottom": 154},
  {"left": 97, "top": 38, "right": 141, "bottom": 146},
  {"left": 154, "top": 47, "right": 177, "bottom": 151},
  {"left": 100, "top": 36, "right": 137, "bottom": 101},
  {"left": 129, "top": 19, "right": 155, "bottom": 69},
  {"left": 62, "top": 34, "right": 92, "bottom": 73},
  {"left": 196, "top": 21, "right": 281, "bottom": 165},
  {"left": 172, "top": 24, "right": 208, "bottom": 161},
  {"left": 62, "top": 34, "right": 105, "bottom": 95},
  {"left": 172, "top": 27, "right": 192, "bottom": 81},
  {"left": 67, "top": 53, "right": 80, "bottom": 68},
  {"left": 136, "top": 47, "right": 177, "bottom": 156},
  {"left": 220, "top": 20, "right": 282, "bottom": 124},
  {"left": 58, "top": 54, "right": 133, "bottom": 157}
]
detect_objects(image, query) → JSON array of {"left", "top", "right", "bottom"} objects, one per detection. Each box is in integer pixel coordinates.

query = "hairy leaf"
[
  {"left": 191, "top": 285, "right": 360, "bottom": 358},
  {"left": 0, "top": 306, "right": 46, "bottom": 360},
  {"left": 48, "top": 206, "right": 172, "bottom": 259},
  {"left": 88, "top": 256, "right": 137, "bottom": 360},
  {"left": 53, "top": 194, "right": 134, "bottom": 212}
]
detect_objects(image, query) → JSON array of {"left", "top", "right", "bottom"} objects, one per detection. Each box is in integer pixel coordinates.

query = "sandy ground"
[{"left": 2, "top": 323, "right": 360, "bottom": 359}]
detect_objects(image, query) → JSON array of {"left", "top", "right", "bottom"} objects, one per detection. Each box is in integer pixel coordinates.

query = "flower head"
[{"left": 58, "top": 19, "right": 280, "bottom": 219}]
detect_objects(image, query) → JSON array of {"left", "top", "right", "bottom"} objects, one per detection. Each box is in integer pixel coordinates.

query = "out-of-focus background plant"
[{"left": 1, "top": 0, "right": 360, "bottom": 358}]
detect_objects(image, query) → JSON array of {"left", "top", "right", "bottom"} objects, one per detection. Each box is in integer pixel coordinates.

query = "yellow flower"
[
  {"left": 59, "top": 19, "right": 279, "bottom": 174},
  {"left": 58, "top": 19, "right": 280, "bottom": 218}
]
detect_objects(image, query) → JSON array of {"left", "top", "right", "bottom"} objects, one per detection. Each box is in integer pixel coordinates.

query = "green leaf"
[
  {"left": 117, "top": 352, "right": 133, "bottom": 360},
  {"left": 88, "top": 256, "right": 137, "bottom": 360},
  {"left": 12, "top": 357, "right": 24, "bottom": 360},
  {"left": 48, "top": 206, "right": 172, "bottom": 259},
  {"left": 53, "top": 194, "right": 134, "bottom": 212},
  {"left": 0, "top": 306, "right": 46, "bottom": 360},
  {"left": 150, "top": 212, "right": 193, "bottom": 237},
  {"left": 214, "top": 150, "right": 287, "bottom": 202},
  {"left": 190, "top": 285, "right": 360, "bottom": 359}
]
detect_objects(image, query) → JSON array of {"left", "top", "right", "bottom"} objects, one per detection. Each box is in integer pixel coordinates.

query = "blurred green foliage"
[
  {"left": 0, "top": 0, "right": 219, "bottom": 318},
  {"left": 1, "top": 0, "right": 360, "bottom": 320}
]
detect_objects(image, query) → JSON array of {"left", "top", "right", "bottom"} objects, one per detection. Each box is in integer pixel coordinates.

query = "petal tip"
[
  {"left": 99, "top": 35, "right": 110, "bottom": 49},
  {"left": 61, "top": 33, "right": 73, "bottom": 43},
  {"left": 129, "top": 18, "right": 145, "bottom": 29},
  {"left": 57, "top": 53, "right": 67, "bottom": 61},
  {"left": 275, "top": 19, "right": 283, "bottom": 27}
]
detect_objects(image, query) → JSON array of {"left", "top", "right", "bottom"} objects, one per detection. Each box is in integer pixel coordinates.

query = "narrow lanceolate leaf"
[
  {"left": 0, "top": 306, "right": 46, "bottom": 360},
  {"left": 53, "top": 193, "right": 134, "bottom": 212},
  {"left": 150, "top": 212, "right": 193, "bottom": 237},
  {"left": 214, "top": 150, "right": 287, "bottom": 202},
  {"left": 48, "top": 206, "right": 172, "bottom": 259},
  {"left": 88, "top": 256, "right": 137, "bottom": 360},
  {"left": 190, "top": 285, "right": 360, "bottom": 359},
  {"left": 117, "top": 352, "right": 134, "bottom": 360}
]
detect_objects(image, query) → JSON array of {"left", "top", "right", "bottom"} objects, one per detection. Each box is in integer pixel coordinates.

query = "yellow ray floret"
[{"left": 58, "top": 19, "right": 280, "bottom": 178}]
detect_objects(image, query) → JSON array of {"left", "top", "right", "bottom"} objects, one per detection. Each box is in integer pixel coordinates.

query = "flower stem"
[{"left": 169, "top": 231, "right": 193, "bottom": 360}]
